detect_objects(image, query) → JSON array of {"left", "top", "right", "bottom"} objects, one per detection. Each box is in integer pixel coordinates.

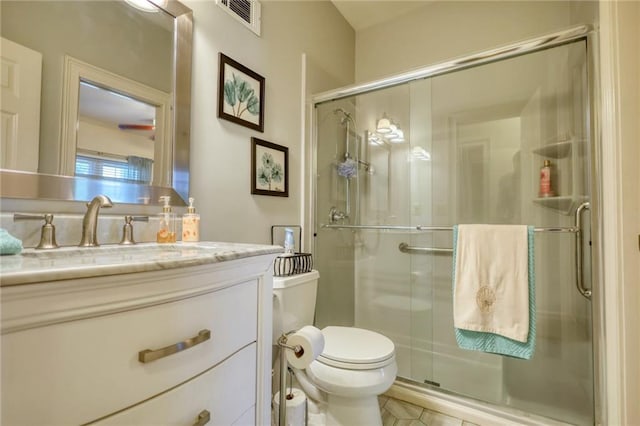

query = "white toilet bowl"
[
  {"left": 272, "top": 271, "right": 397, "bottom": 425},
  {"left": 294, "top": 326, "right": 397, "bottom": 426}
]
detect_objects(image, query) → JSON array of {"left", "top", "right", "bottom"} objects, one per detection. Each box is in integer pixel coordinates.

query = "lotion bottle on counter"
[
  {"left": 157, "top": 196, "right": 177, "bottom": 243},
  {"left": 182, "top": 197, "right": 200, "bottom": 242}
]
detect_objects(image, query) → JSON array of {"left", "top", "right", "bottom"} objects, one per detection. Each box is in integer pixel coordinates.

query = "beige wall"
[
  {"left": 618, "top": 1, "right": 640, "bottom": 423},
  {"left": 354, "top": 1, "right": 597, "bottom": 83},
  {"left": 599, "top": 1, "right": 639, "bottom": 423},
  {"left": 184, "top": 0, "right": 354, "bottom": 244}
]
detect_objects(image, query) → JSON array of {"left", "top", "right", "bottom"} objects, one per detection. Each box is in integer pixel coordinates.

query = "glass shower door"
[
  {"left": 314, "top": 36, "right": 594, "bottom": 426},
  {"left": 408, "top": 39, "right": 593, "bottom": 424}
]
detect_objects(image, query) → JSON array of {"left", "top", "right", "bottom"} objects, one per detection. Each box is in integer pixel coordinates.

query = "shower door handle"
[
  {"left": 574, "top": 202, "right": 591, "bottom": 300},
  {"left": 398, "top": 242, "right": 453, "bottom": 255}
]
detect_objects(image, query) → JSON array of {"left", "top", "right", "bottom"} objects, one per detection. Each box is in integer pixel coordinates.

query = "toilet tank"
[{"left": 273, "top": 270, "right": 319, "bottom": 336}]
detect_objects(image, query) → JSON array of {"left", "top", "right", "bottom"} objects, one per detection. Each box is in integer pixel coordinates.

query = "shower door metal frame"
[
  {"left": 309, "top": 24, "right": 603, "bottom": 424},
  {"left": 312, "top": 25, "right": 593, "bottom": 104}
]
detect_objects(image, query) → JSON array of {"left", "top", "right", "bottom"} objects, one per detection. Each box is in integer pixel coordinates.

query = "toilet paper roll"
[
  {"left": 273, "top": 388, "right": 306, "bottom": 426},
  {"left": 285, "top": 325, "right": 325, "bottom": 369}
]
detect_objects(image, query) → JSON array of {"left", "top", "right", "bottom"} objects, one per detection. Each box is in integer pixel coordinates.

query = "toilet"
[{"left": 273, "top": 270, "right": 397, "bottom": 426}]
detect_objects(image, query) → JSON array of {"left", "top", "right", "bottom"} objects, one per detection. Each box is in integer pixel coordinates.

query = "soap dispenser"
[
  {"left": 182, "top": 197, "right": 200, "bottom": 242},
  {"left": 157, "top": 195, "right": 177, "bottom": 243}
]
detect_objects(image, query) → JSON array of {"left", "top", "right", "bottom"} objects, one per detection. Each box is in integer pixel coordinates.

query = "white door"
[{"left": 1, "top": 37, "right": 42, "bottom": 172}]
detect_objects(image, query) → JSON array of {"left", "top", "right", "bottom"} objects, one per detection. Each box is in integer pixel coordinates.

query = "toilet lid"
[{"left": 318, "top": 326, "right": 395, "bottom": 368}]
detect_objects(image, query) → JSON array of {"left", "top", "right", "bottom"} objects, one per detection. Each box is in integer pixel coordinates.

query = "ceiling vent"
[{"left": 216, "top": 0, "right": 261, "bottom": 36}]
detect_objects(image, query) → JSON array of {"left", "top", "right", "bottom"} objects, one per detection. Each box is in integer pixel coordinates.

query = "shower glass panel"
[{"left": 314, "top": 38, "right": 593, "bottom": 425}]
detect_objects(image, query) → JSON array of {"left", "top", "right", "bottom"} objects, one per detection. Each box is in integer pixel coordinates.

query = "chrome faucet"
[{"left": 79, "top": 195, "right": 113, "bottom": 247}]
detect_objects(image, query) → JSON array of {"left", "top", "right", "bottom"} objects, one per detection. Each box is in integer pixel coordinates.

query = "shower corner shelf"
[
  {"left": 531, "top": 136, "right": 587, "bottom": 215},
  {"left": 533, "top": 137, "right": 584, "bottom": 158},
  {"left": 532, "top": 196, "right": 574, "bottom": 215},
  {"left": 532, "top": 140, "right": 572, "bottom": 158}
]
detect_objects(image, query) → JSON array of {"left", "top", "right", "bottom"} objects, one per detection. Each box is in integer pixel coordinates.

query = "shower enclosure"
[{"left": 312, "top": 27, "right": 596, "bottom": 425}]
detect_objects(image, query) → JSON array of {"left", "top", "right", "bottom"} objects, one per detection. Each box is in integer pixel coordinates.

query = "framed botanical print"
[
  {"left": 251, "top": 138, "right": 288, "bottom": 197},
  {"left": 218, "top": 53, "right": 265, "bottom": 132}
]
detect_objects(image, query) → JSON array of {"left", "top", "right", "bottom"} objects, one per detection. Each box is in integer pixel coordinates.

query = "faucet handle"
[
  {"left": 13, "top": 213, "right": 59, "bottom": 249},
  {"left": 119, "top": 215, "right": 149, "bottom": 245}
]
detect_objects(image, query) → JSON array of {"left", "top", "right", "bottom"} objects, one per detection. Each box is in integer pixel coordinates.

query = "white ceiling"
[
  {"left": 79, "top": 82, "right": 156, "bottom": 137},
  {"left": 330, "top": 1, "right": 431, "bottom": 31}
]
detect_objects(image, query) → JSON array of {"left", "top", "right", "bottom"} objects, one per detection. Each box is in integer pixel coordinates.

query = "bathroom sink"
[
  {"left": 0, "top": 242, "right": 282, "bottom": 286},
  {"left": 19, "top": 243, "right": 220, "bottom": 262}
]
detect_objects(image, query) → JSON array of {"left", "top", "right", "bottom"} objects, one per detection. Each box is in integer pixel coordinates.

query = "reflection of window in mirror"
[
  {"left": 75, "top": 81, "right": 156, "bottom": 185},
  {"left": 60, "top": 56, "right": 172, "bottom": 187}
]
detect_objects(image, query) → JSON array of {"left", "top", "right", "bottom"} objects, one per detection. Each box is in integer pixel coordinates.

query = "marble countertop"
[{"left": 0, "top": 242, "right": 283, "bottom": 286}]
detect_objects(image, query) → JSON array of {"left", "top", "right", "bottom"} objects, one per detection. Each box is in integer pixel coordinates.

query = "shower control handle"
[{"left": 329, "top": 207, "right": 346, "bottom": 224}]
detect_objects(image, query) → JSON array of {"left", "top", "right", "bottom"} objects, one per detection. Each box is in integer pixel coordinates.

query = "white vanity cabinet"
[
  {"left": 0, "top": 245, "right": 278, "bottom": 426},
  {"left": 97, "top": 343, "right": 258, "bottom": 425}
]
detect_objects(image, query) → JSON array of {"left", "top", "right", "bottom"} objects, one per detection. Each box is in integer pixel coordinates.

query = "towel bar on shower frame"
[{"left": 322, "top": 202, "right": 591, "bottom": 299}]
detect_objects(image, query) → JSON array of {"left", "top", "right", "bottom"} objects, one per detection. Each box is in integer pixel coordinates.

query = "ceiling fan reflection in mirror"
[{"left": 79, "top": 81, "right": 157, "bottom": 139}]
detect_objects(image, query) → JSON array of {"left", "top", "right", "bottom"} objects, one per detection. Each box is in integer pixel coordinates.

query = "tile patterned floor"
[{"left": 379, "top": 396, "right": 479, "bottom": 426}]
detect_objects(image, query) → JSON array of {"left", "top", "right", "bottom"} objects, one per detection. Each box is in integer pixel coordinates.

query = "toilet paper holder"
[
  {"left": 277, "top": 331, "right": 304, "bottom": 426},
  {"left": 278, "top": 332, "right": 305, "bottom": 358}
]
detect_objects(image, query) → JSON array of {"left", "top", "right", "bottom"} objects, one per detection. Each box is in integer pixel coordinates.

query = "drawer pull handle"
[
  {"left": 193, "top": 410, "right": 211, "bottom": 426},
  {"left": 138, "top": 329, "right": 211, "bottom": 363}
]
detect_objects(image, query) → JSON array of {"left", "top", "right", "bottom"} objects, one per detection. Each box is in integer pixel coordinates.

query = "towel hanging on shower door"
[{"left": 452, "top": 224, "right": 536, "bottom": 360}]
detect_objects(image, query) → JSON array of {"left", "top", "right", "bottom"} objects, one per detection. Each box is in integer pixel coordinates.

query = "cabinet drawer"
[
  {"left": 1, "top": 279, "right": 258, "bottom": 425},
  {"left": 95, "top": 343, "right": 257, "bottom": 425},
  {"left": 233, "top": 405, "right": 256, "bottom": 426}
]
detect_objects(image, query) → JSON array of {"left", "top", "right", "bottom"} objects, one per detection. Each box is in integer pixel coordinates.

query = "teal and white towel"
[
  {"left": 0, "top": 228, "right": 23, "bottom": 255},
  {"left": 452, "top": 225, "right": 535, "bottom": 360}
]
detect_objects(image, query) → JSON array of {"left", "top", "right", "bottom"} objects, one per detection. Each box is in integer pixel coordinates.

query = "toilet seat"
[
  {"left": 317, "top": 326, "right": 395, "bottom": 370},
  {"left": 307, "top": 327, "right": 398, "bottom": 398}
]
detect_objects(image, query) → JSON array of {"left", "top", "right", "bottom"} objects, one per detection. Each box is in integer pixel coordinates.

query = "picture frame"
[
  {"left": 251, "top": 138, "right": 288, "bottom": 197},
  {"left": 218, "top": 53, "right": 265, "bottom": 132}
]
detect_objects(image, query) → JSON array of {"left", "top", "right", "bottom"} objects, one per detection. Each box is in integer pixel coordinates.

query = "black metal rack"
[{"left": 271, "top": 225, "right": 313, "bottom": 277}]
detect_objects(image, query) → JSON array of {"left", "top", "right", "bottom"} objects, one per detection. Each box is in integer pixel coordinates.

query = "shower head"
[
  {"left": 357, "top": 159, "right": 375, "bottom": 175},
  {"left": 334, "top": 108, "right": 354, "bottom": 125}
]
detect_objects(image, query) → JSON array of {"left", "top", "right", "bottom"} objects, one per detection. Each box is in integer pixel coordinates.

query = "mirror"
[
  {"left": 75, "top": 81, "right": 159, "bottom": 186},
  {"left": 0, "top": 0, "right": 192, "bottom": 205}
]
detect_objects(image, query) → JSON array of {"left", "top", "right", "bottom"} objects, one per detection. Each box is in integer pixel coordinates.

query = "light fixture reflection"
[
  {"left": 368, "top": 134, "right": 384, "bottom": 146},
  {"left": 390, "top": 129, "right": 405, "bottom": 143},
  {"left": 411, "top": 146, "right": 431, "bottom": 161},
  {"left": 125, "top": 0, "right": 167, "bottom": 12},
  {"left": 385, "top": 123, "right": 398, "bottom": 138},
  {"left": 376, "top": 115, "right": 392, "bottom": 134}
]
